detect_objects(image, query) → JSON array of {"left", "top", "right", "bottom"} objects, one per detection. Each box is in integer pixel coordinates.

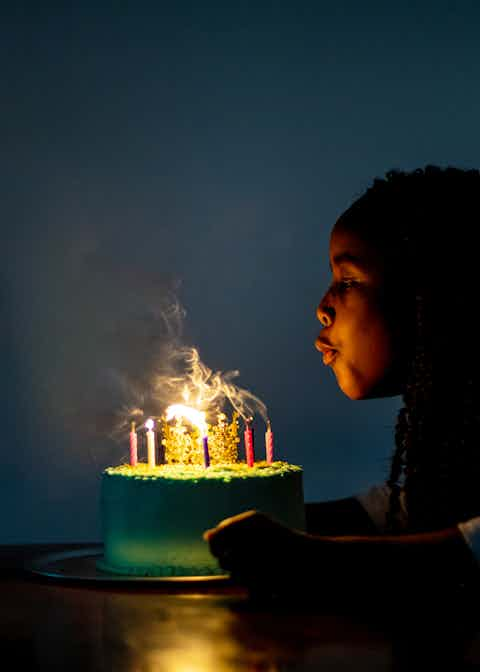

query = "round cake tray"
[{"left": 24, "top": 544, "right": 231, "bottom": 585}]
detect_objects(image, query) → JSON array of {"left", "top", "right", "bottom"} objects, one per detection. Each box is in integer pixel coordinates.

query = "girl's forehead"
[{"left": 329, "top": 225, "right": 380, "bottom": 270}]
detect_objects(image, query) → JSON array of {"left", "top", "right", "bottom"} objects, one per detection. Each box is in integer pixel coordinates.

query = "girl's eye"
[
  {"left": 330, "top": 279, "right": 357, "bottom": 294},
  {"left": 339, "top": 279, "right": 356, "bottom": 289}
]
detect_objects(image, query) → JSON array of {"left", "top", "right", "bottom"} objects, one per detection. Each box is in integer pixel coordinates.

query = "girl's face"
[{"left": 316, "top": 222, "right": 406, "bottom": 400}]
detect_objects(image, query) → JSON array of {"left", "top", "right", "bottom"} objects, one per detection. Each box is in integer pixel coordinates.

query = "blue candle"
[{"left": 202, "top": 435, "right": 210, "bottom": 468}]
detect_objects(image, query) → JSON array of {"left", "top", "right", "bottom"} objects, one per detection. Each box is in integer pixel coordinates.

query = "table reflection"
[
  {"left": 9, "top": 578, "right": 480, "bottom": 671},
  {"left": 99, "top": 591, "right": 391, "bottom": 671},
  {"left": 102, "top": 593, "right": 282, "bottom": 671}
]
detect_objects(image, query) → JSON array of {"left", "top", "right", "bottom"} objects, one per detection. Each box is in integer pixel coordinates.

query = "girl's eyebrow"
[{"left": 329, "top": 252, "right": 366, "bottom": 271}]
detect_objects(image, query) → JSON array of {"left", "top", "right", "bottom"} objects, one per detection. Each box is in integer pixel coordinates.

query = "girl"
[{"left": 204, "top": 166, "right": 480, "bottom": 597}]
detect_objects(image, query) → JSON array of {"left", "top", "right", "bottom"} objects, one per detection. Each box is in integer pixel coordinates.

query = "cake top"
[{"left": 104, "top": 461, "right": 302, "bottom": 482}]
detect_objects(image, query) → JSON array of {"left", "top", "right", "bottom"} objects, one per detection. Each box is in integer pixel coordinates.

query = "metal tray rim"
[{"left": 24, "top": 544, "right": 231, "bottom": 584}]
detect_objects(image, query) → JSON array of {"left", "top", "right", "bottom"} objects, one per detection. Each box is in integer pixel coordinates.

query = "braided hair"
[{"left": 337, "top": 165, "right": 480, "bottom": 533}]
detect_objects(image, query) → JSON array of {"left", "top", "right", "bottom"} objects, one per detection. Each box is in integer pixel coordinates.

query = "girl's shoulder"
[{"left": 355, "top": 483, "right": 408, "bottom": 532}]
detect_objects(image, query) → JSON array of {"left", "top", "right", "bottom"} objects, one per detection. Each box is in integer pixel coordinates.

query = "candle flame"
[
  {"left": 145, "top": 418, "right": 155, "bottom": 431},
  {"left": 165, "top": 404, "right": 207, "bottom": 435}
]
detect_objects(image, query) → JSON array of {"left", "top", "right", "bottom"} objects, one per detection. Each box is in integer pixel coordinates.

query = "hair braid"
[{"left": 386, "top": 406, "right": 408, "bottom": 532}]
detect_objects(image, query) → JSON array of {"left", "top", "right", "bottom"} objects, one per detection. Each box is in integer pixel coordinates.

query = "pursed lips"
[{"left": 315, "top": 337, "right": 338, "bottom": 366}]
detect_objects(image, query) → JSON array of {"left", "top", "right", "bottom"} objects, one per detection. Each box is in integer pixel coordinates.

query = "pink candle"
[
  {"left": 244, "top": 420, "right": 255, "bottom": 467},
  {"left": 265, "top": 420, "right": 274, "bottom": 463},
  {"left": 129, "top": 421, "right": 138, "bottom": 466}
]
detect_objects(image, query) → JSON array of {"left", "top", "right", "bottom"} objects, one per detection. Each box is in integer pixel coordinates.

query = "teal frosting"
[{"left": 98, "top": 460, "right": 305, "bottom": 577}]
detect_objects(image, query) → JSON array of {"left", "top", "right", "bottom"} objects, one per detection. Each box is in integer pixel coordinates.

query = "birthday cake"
[
  {"left": 97, "top": 461, "right": 305, "bottom": 576},
  {"left": 97, "top": 407, "right": 305, "bottom": 577}
]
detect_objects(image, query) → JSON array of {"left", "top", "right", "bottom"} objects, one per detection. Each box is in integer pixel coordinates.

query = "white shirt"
[{"left": 355, "top": 483, "right": 480, "bottom": 565}]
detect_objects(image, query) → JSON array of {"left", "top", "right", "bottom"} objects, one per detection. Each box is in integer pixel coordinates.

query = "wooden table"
[{"left": 3, "top": 544, "right": 480, "bottom": 670}]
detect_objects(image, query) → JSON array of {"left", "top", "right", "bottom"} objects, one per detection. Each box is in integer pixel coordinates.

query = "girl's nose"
[{"left": 316, "top": 297, "right": 334, "bottom": 327}]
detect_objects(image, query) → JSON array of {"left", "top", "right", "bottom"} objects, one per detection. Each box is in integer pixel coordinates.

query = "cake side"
[{"left": 98, "top": 461, "right": 305, "bottom": 576}]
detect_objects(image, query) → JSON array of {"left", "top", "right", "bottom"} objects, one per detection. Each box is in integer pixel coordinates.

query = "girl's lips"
[
  {"left": 315, "top": 336, "right": 338, "bottom": 365},
  {"left": 322, "top": 349, "right": 338, "bottom": 366}
]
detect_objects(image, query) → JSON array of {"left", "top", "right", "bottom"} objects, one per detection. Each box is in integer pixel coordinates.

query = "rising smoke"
[
  {"left": 49, "top": 239, "right": 268, "bottom": 445},
  {"left": 111, "top": 294, "right": 268, "bottom": 438}
]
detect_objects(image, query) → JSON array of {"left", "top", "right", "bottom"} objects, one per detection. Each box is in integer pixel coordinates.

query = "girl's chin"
[
  {"left": 334, "top": 361, "right": 403, "bottom": 400},
  {"left": 334, "top": 367, "right": 376, "bottom": 400},
  {"left": 334, "top": 373, "right": 366, "bottom": 400},
  {"left": 338, "top": 376, "right": 402, "bottom": 401},
  {"left": 340, "top": 385, "right": 369, "bottom": 401}
]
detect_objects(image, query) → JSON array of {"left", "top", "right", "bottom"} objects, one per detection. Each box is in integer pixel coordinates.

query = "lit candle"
[
  {"left": 129, "top": 421, "right": 138, "bottom": 466},
  {"left": 203, "top": 435, "right": 210, "bottom": 468},
  {"left": 265, "top": 420, "right": 274, "bottom": 463},
  {"left": 146, "top": 418, "right": 156, "bottom": 468},
  {"left": 244, "top": 418, "right": 255, "bottom": 467}
]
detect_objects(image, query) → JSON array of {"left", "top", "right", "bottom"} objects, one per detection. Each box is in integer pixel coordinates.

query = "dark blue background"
[{"left": 3, "top": 2, "right": 479, "bottom": 542}]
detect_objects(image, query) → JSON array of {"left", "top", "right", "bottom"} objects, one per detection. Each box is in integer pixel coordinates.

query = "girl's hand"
[{"left": 203, "top": 510, "right": 309, "bottom": 589}]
